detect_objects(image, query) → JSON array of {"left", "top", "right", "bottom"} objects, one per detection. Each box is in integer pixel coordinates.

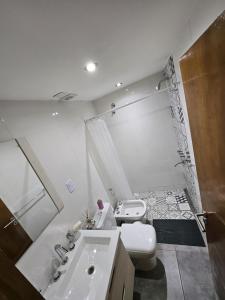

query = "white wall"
[
  {"left": 172, "top": 1, "right": 225, "bottom": 210},
  {"left": 0, "top": 100, "right": 108, "bottom": 293},
  {"left": 93, "top": 72, "right": 186, "bottom": 192}
]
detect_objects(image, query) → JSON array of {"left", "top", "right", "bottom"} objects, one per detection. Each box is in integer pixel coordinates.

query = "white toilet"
[{"left": 94, "top": 203, "right": 157, "bottom": 271}]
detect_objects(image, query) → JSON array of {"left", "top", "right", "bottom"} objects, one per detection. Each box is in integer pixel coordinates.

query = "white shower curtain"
[{"left": 86, "top": 118, "right": 133, "bottom": 204}]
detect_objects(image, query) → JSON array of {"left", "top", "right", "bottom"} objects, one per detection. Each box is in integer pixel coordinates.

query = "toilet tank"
[{"left": 94, "top": 202, "right": 117, "bottom": 230}]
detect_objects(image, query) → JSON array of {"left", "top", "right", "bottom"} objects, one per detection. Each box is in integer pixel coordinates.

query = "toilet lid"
[{"left": 121, "top": 223, "right": 156, "bottom": 253}]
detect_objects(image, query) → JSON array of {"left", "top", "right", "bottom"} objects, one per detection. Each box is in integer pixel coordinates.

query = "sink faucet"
[
  {"left": 51, "top": 258, "right": 62, "bottom": 282},
  {"left": 54, "top": 244, "right": 68, "bottom": 265},
  {"left": 66, "top": 230, "right": 76, "bottom": 250}
]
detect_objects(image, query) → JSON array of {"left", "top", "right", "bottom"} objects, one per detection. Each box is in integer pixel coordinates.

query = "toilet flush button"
[{"left": 65, "top": 178, "right": 76, "bottom": 193}]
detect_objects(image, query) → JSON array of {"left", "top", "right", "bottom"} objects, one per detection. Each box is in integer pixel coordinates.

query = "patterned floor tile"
[
  {"left": 178, "top": 203, "right": 191, "bottom": 211},
  {"left": 166, "top": 211, "right": 183, "bottom": 219},
  {"left": 168, "top": 204, "right": 178, "bottom": 211},
  {"left": 166, "top": 196, "right": 177, "bottom": 204},
  {"left": 132, "top": 189, "right": 194, "bottom": 221},
  {"left": 156, "top": 197, "right": 167, "bottom": 205},
  {"left": 147, "top": 197, "right": 157, "bottom": 206},
  {"left": 153, "top": 204, "right": 168, "bottom": 214},
  {"left": 175, "top": 194, "right": 187, "bottom": 203},
  {"left": 152, "top": 211, "right": 167, "bottom": 219},
  {"left": 148, "top": 191, "right": 156, "bottom": 197},
  {"left": 166, "top": 191, "right": 173, "bottom": 196},
  {"left": 181, "top": 211, "right": 194, "bottom": 219},
  {"left": 156, "top": 192, "right": 165, "bottom": 197}
]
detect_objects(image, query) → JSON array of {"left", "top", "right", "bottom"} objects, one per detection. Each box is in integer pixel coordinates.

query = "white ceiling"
[{"left": 0, "top": 0, "right": 198, "bottom": 101}]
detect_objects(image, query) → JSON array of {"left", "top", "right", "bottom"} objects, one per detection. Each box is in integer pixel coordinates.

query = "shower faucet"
[{"left": 174, "top": 159, "right": 191, "bottom": 167}]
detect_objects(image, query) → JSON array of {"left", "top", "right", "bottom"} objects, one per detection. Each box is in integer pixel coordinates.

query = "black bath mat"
[{"left": 153, "top": 219, "right": 205, "bottom": 247}]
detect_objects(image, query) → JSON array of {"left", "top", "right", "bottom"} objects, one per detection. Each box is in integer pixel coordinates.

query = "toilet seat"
[{"left": 120, "top": 222, "right": 156, "bottom": 254}]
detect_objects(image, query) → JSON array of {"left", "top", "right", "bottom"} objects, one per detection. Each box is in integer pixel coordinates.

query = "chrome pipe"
[{"left": 85, "top": 82, "right": 180, "bottom": 123}]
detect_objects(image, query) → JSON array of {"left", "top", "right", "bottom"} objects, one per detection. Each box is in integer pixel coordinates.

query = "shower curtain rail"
[{"left": 85, "top": 82, "right": 180, "bottom": 123}]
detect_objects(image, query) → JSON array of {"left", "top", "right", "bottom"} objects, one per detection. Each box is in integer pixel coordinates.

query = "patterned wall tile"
[{"left": 164, "top": 56, "right": 200, "bottom": 212}]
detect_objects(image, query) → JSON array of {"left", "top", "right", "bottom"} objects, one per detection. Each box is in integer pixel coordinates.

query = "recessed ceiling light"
[
  {"left": 85, "top": 62, "right": 97, "bottom": 73},
  {"left": 115, "top": 82, "right": 123, "bottom": 88}
]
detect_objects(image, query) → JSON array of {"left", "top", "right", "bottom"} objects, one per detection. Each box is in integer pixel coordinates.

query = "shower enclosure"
[{"left": 85, "top": 58, "right": 201, "bottom": 221}]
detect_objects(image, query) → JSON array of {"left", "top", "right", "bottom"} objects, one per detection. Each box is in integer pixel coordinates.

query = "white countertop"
[{"left": 44, "top": 229, "right": 120, "bottom": 300}]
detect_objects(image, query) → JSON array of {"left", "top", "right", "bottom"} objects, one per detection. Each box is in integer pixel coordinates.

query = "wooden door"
[
  {"left": 0, "top": 198, "right": 32, "bottom": 263},
  {"left": 179, "top": 10, "right": 225, "bottom": 299},
  {"left": 0, "top": 199, "right": 43, "bottom": 299}
]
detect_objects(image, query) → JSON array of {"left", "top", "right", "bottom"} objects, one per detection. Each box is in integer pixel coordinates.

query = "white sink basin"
[
  {"left": 114, "top": 199, "right": 146, "bottom": 221},
  {"left": 44, "top": 230, "right": 120, "bottom": 300}
]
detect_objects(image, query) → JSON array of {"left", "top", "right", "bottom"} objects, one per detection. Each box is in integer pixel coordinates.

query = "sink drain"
[{"left": 87, "top": 265, "right": 95, "bottom": 275}]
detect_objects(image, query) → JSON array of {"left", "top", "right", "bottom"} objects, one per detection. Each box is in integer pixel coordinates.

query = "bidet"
[{"left": 114, "top": 199, "right": 147, "bottom": 221}]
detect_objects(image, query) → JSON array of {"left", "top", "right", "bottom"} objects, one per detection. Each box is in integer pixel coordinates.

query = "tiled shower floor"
[{"left": 133, "top": 189, "right": 195, "bottom": 220}]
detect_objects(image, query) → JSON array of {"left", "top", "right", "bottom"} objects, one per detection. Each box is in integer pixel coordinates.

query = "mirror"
[{"left": 0, "top": 138, "right": 63, "bottom": 262}]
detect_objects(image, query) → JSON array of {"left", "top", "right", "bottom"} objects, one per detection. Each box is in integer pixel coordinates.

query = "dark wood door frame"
[
  {"left": 179, "top": 10, "right": 225, "bottom": 299},
  {"left": 0, "top": 199, "right": 43, "bottom": 299},
  {"left": 0, "top": 198, "right": 32, "bottom": 263}
]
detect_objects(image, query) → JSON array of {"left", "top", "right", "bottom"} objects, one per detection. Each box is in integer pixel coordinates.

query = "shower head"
[{"left": 155, "top": 76, "right": 171, "bottom": 91}]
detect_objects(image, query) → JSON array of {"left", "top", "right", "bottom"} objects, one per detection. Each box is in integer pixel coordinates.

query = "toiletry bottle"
[{"left": 97, "top": 199, "right": 104, "bottom": 210}]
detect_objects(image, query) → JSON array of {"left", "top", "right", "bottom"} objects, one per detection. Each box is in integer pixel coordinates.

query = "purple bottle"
[{"left": 97, "top": 199, "right": 104, "bottom": 210}]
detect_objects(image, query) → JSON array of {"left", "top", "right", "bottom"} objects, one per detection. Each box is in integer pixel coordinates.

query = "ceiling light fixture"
[
  {"left": 85, "top": 62, "right": 97, "bottom": 73},
  {"left": 115, "top": 82, "right": 123, "bottom": 88}
]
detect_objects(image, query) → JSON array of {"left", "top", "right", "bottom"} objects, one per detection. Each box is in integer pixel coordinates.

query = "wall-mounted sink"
[
  {"left": 44, "top": 230, "right": 120, "bottom": 300},
  {"left": 114, "top": 199, "right": 147, "bottom": 221}
]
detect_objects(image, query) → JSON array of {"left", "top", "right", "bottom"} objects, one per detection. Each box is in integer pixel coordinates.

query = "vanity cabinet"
[{"left": 107, "top": 239, "right": 135, "bottom": 300}]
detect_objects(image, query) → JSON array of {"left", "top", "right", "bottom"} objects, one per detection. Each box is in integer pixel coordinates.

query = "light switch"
[{"left": 65, "top": 178, "right": 76, "bottom": 193}]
